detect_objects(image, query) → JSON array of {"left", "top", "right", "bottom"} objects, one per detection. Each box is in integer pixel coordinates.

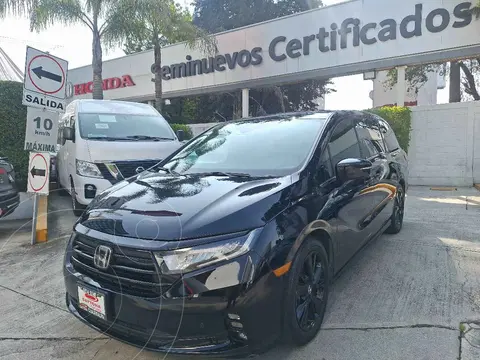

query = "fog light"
[
  {"left": 238, "top": 332, "right": 248, "bottom": 341},
  {"left": 230, "top": 321, "right": 243, "bottom": 329},
  {"left": 84, "top": 184, "right": 97, "bottom": 199},
  {"left": 228, "top": 313, "right": 240, "bottom": 320}
]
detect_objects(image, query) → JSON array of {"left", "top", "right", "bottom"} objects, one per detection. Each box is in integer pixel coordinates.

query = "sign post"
[
  {"left": 27, "top": 152, "right": 50, "bottom": 244},
  {"left": 22, "top": 46, "right": 68, "bottom": 245}
]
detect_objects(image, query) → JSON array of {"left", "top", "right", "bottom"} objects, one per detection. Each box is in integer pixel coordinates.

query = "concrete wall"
[
  {"left": 189, "top": 123, "right": 217, "bottom": 137},
  {"left": 409, "top": 101, "right": 480, "bottom": 187},
  {"left": 372, "top": 69, "right": 439, "bottom": 108}
]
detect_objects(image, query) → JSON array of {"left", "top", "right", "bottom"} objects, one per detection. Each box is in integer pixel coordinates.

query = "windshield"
[
  {"left": 78, "top": 113, "right": 176, "bottom": 140},
  {"left": 161, "top": 114, "right": 328, "bottom": 177}
]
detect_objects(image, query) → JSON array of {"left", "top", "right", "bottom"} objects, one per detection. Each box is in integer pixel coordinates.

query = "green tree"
[
  {"left": 29, "top": 0, "right": 136, "bottom": 100},
  {"left": 118, "top": 0, "right": 216, "bottom": 113},
  {"left": 0, "top": 0, "right": 30, "bottom": 16}
]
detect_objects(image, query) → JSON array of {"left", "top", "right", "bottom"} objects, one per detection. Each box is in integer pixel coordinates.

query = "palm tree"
[
  {"left": 0, "top": 0, "right": 31, "bottom": 16},
  {"left": 29, "top": 0, "right": 136, "bottom": 100},
  {"left": 119, "top": 0, "right": 217, "bottom": 112}
]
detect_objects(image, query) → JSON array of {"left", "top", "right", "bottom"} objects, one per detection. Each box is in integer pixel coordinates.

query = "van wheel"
[
  {"left": 70, "top": 180, "right": 85, "bottom": 217},
  {"left": 283, "top": 239, "right": 330, "bottom": 346}
]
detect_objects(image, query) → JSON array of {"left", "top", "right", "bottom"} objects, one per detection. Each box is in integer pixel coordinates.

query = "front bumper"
[
  {"left": 73, "top": 175, "right": 113, "bottom": 206},
  {"left": 64, "top": 231, "right": 285, "bottom": 357},
  {"left": 0, "top": 193, "right": 20, "bottom": 218}
]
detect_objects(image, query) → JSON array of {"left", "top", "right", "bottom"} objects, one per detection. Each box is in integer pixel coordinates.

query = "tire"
[
  {"left": 284, "top": 239, "right": 330, "bottom": 346},
  {"left": 70, "top": 180, "right": 85, "bottom": 217},
  {"left": 385, "top": 185, "right": 405, "bottom": 234}
]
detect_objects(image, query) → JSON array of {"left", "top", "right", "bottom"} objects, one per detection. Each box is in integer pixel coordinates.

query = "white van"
[{"left": 56, "top": 99, "right": 184, "bottom": 215}]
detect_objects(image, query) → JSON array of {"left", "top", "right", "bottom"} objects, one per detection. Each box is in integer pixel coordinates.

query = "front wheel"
[
  {"left": 283, "top": 239, "right": 330, "bottom": 346},
  {"left": 385, "top": 186, "right": 405, "bottom": 234},
  {"left": 71, "top": 180, "right": 85, "bottom": 217}
]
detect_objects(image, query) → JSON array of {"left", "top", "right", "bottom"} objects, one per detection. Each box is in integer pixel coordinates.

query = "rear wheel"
[
  {"left": 70, "top": 179, "right": 85, "bottom": 217},
  {"left": 284, "top": 239, "right": 330, "bottom": 346},
  {"left": 385, "top": 185, "right": 405, "bottom": 234}
]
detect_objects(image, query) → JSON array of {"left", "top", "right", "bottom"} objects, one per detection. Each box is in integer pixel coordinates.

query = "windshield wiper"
[
  {"left": 87, "top": 136, "right": 133, "bottom": 141},
  {"left": 126, "top": 135, "right": 175, "bottom": 141},
  {"left": 190, "top": 171, "right": 252, "bottom": 177},
  {"left": 156, "top": 167, "right": 180, "bottom": 176}
]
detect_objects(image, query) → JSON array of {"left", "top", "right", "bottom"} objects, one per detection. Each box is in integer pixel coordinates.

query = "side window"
[
  {"left": 356, "top": 116, "right": 386, "bottom": 158},
  {"left": 317, "top": 146, "right": 334, "bottom": 181},
  {"left": 58, "top": 115, "right": 67, "bottom": 145},
  {"left": 377, "top": 117, "right": 400, "bottom": 152},
  {"left": 328, "top": 117, "right": 362, "bottom": 168}
]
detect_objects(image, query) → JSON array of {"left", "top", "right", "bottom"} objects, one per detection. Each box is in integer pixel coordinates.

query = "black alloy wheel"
[
  {"left": 284, "top": 239, "right": 330, "bottom": 345},
  {"left": 385, "top": 186, "right": 405, "bottom": 234},
  {"left": 296, "top": 251, "right": 327, "bottom": 331}
]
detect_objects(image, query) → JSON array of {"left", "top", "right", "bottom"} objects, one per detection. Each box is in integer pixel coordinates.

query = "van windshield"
[
  {"left": 161, "top": 114, "right": 328, "bottom": 177},
  {"left": 78, "top": 113, "right": 175, "bottom": 141}
]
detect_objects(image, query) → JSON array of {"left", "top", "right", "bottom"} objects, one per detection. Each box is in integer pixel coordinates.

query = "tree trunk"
[
  {"left": 92, "top": 29, "right": 103, "bottom": 100},
  {"left": 154, "top": 40, "right": 162, "bottom": 113},
  {"left": 459, "top": 61, "right": 480, "bottom": 101},
  {"left": 449, "top": 61, "right": 461, "bottom": 103}
]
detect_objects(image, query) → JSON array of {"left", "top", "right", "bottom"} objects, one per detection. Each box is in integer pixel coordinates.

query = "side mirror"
[
  {"left": 336, "top": 158, "right": 372, "bottom": 183},
  {"left": 176, "top": 129, "right": 185, "bottom": 142},
  {"left": 63, "top": 127, "right": 75, "bottom": 142}
]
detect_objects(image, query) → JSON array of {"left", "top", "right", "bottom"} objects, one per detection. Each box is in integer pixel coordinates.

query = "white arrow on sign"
[{"left": 27, "top": 152, "right": 50, "bottom": 195}]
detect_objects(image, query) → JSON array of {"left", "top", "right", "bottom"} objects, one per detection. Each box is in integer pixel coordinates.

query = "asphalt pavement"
[{"left": 0, "top": 186, "right": 479, "bottom": 360}]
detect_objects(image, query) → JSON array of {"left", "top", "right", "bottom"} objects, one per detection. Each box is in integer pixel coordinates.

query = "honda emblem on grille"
[
  {"left": 93, "top": 245, "right": 112, "bottom": 270},
  {"left": 135, "top": 166, "right": 145, "bottom": 174}
]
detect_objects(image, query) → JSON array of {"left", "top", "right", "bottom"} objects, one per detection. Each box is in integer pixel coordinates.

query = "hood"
[
  {"left": 81, "top": 172, "right": 293, "bottom": 241},
  {"left": 84, "top": 139, "right": 182, "bottom": 162}
]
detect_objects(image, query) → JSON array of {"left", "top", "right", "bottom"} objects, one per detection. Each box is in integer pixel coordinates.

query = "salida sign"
[
  {"left": 74, "top": 75, "right": 135, "bottom": 95},
  {"left": 159, "top": 2, "right": 473, "bottom": 80}
]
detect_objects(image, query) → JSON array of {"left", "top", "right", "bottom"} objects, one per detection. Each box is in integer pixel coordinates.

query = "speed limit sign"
[{"left": 24, "top": 107, "right": 59, "bottom": 152}]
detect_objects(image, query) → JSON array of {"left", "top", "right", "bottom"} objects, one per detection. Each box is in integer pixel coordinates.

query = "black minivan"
[{"left": 64, "top": 110, "right": 408, "bottom": 356}]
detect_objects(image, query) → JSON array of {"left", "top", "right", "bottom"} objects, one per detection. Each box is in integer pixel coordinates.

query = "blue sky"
[{"left": 0, "top": 0, "right": 448, "bottom": 109}]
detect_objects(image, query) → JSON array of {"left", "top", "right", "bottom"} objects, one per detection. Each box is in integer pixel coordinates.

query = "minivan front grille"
[
  {"left": 115, "top": 159, "right": 161, "bottom": 179},
  {"left": 70, "top": 234, "right": 173, "bottom": 298}
]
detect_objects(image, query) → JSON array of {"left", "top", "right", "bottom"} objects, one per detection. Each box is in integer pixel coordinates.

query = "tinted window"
[
  {"left": 328, "top": 117, "right": 362, "bottom": 167},
  {"left": 377, "top": 117, "right": 401, "bottom": 152},
  {"left": 78, "top": 113, "right": 175, "bottom": 140},
  {"left": 318, "top": 147, "right": 334, "bottom": 181},
  {"left": 162, "top": 115, "right": 329, "bottom": 177},
  {"left": 356, "top": 116, "right": 386, "bottom": 158}
]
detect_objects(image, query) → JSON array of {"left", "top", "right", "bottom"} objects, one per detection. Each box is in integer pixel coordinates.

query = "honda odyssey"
[{"left": 64, "top": 110, "right": 408, "bottom": 356}]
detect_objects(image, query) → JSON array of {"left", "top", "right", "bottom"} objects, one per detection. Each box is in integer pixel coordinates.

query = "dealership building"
[{"left": 66, "top": 0, "right": 479, "bottom": 114}]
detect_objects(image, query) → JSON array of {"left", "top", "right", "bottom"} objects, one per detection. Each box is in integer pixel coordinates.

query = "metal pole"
[
  {"left": 396, "top": 66, "right": 407, "bottom": 107},
  {"left": 31, "top": 193, "right": 38, "bottom": 245},
  {"left": 242, "top": 89, "right": 249, "bottom": 118}
]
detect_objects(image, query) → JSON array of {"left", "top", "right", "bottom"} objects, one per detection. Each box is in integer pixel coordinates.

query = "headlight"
[
  {"left": 154, "top": 229, "right": 261, "bottom": 275},
  {"left": 76, "top": 160, "right": 102, "bottom": 178}
]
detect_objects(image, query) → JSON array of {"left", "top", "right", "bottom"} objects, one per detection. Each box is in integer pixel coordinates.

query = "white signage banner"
[{"left": 67, "top": 0, "right": 480, "bottom": 100}]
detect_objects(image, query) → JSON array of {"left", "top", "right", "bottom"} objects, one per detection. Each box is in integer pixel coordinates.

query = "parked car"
[
  {"left": 0, "top": 157, "right": 20, "bottom": 218},
  {"left": 50, "top": 144, "right": 60, "bottom": 183},
  {"left": 63, "top": 110, "right": 408, "bottom": 356},
  {"left": 56, "top": 99, "right": 184, "bottom": 216}
]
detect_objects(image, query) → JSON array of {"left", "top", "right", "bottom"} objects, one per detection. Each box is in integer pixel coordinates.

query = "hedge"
[
  {"left": 366, "top": 106, "right": 412, "bottom": 152},
  {"left": 0, "top": 81, "right": 28, "bottom": 191},
  {"left": 170, "top": 123, "right": 193, "bottom": 140}
]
